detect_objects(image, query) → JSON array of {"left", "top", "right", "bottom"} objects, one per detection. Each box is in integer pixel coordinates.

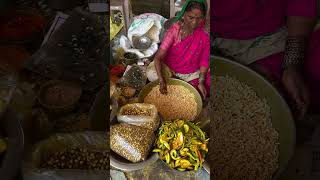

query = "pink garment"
[
  {"left": 160, "top": 22, "right": 211, "bottom": 96},
  {"left": 160, "top": 22, "right": 210, "bottom": 73},
  {"left": 212, "top": 0, "right": 319, "bottom": 108},
  {"left": 255, "top": 29, "right": 320, "bottom": 110},
  {"left": 212, "top": 0, "right": 317, "bottom": 39}
]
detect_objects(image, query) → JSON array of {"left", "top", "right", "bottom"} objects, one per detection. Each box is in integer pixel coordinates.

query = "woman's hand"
[
  {"left": 159, "top": 77, "right": 167, "bottom": 94},
  {"left": 198, "top": 82, "right": 207, "bottom": 100},
  {"left": 282, "top": 67, "right": 310, "bottom": 120}
]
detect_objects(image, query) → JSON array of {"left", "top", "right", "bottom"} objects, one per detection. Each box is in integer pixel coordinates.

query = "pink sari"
[
  {"left": 160, "top": 22, "right": 211, "bottom": 96},
  {"left": 212, "top": 0, "right": 320, "bottom": 110}
]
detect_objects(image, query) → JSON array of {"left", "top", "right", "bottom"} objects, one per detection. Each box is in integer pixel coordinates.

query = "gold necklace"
[{"left": 180, "top": 24, "right": 191, "bottom": 39}]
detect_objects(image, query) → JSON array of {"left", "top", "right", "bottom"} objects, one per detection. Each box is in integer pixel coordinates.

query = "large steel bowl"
[
  {"left": 110, "top": 150, "right": 159, "bottom": 172},
  {"left": 138, "top": 78, "right": 203, "bottom": 121},
  {"left": 212, "top": 55, "right": 295, "bottom": 179}
]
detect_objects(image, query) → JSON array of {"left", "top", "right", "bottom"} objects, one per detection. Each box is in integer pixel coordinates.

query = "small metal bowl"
[{"left": 133, "top": 36, "right": 152, "bottom": 50}]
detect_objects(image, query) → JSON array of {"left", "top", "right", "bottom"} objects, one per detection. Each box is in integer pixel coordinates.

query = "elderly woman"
[
  {"left": 212, "top": 0, "right": 319, "bottom": 120},
  {"left": 154, "top": 0, "right": 210, "bottom": 99}
]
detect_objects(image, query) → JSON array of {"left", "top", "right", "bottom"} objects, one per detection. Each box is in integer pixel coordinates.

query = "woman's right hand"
[
  {"left": 159, "top": 77, "right": 167, "bottom": 94},
  {"left": 282, "top": 67, "right": 310, "bottom": 121}
]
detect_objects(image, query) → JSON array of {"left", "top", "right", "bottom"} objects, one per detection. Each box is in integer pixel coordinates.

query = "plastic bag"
[
  {"left": 110, "top": 169, "right": 127, "bottom": 180},
  {"left": 119, "top": 36, "right": 159, "bottom": 59},
  {"left": 117, "top": 103, "right": 160, "bottom": 131},
  {"left": 146, "top": 61, "right": 172, "bottom": 82},
  {"left": 119, "top": 65, "right": 147, "bottom": 90},
  {"left": 142, "top": 42, "right": 158, "bottom": 58},
  {"left": 128, "top": 13, "right": 167, "bottom": 43},
  {"left": 128, "top": 18, "right": 154, "bottom": 42},
  {"left": 119, "top": 13, "right": 166, "bottom": 59},
  {"left": 110, "top": 123, "right": 155, "bottom": 163}
]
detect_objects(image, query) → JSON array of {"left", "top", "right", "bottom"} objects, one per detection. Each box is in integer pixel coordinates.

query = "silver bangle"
[{"left": 282, "top": 37, "right": 306, "bottom": 70}]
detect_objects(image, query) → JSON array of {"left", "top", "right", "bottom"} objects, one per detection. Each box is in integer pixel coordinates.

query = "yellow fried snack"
[{"left": 153, "top": 119, "right": 209, "bottom": 171}]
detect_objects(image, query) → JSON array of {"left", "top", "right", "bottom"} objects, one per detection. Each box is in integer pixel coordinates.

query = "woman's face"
[{"left": 183, "top": 8, "right": 204, "bottom": 30}]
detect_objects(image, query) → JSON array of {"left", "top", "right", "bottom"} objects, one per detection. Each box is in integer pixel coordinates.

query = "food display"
[
  {"left": 110, "top": 123, "right": 155, "bottom": 163},
  {"left": 40, "top": 147, "right": 108, "bottom": 170},
  {"left": 210, "top": 76, "right": 279, "bottom": 179},
  {"left": 144, "top": 85, "right": 198, "bottom": 121},
  {"left": 110, "top": 81, "right": 116, "bottom": 98},
  {"left": 121, "top": 105, "right": 151, "bottom": 116},
  {"left": 109, "top": 51, "right": 205, "bottom": 174},
  {"left": 120, "top": 86, "right": 136, "bottom": 98},
  {"left": 117, "top": 103, "right": 160, "bottom": 131},
  {"left": 119, "top": 65, "right": 147, "bottom": 90},
  {"left": 153, "top": 119, "right": 208, "bottom": 172}
]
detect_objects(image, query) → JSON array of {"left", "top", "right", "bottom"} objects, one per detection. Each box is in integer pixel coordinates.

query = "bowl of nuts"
[
  {"left": 38, "top": 80, "right": 82, "bottom": 114},
  {"left": 31, "top": 132, "right": 109, "bottom": 172}
]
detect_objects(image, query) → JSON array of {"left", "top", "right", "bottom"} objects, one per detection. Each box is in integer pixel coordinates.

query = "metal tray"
[
  {"left": 138, "top": 78, "right": 203, "bottom": 121},
  {"left": 212, "top": 55, "right": 295, "bottom": 180}
]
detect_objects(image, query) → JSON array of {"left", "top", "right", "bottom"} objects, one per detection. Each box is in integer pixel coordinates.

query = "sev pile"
[
  {"left": 210, "top": 76, "right": 279, "bottom": 180},
  {"left": 144, "top": 85, "right": 197, "bottom": 121}
]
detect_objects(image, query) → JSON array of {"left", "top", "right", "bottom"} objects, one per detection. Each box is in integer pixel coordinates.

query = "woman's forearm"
[
  {"left": 283, "top": 16, "right": 317, "bottom": 69},
  {"left": 154, "top": 49, "right": 166, "bottom": 81},
  {"left": 199, "top": 66, "right": 208, "bottom": 84},
  {"left": 287, "top": 16, "right": 316, "bottom": 38}
]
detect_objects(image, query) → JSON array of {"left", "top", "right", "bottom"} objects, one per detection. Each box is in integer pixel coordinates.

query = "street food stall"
[{"left": 109, "top": 0, "right": 210, "bottom": 179}]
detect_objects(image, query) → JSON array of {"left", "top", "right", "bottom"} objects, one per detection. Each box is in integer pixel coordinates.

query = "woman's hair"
[{"left": 185, "top": 1, "right": 206, "bottom": 16}]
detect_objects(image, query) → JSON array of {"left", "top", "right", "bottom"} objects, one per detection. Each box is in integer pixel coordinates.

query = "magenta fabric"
[
  {"left": 160, "top": 22, "right": 210, "bottom": 73},
  {"left": 160, "top": 22, "right": 211, "bottom": 96},
  {"left": 212, "top": 0, "right": 317, "bottom": 39},
  {"left": 255, "top": 29, "right": 320, "bottom": 108}
]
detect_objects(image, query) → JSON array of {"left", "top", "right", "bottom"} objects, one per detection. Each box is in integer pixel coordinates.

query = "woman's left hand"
[{"left": 198, "top": 82, "right": 207, "bottom": 100}]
